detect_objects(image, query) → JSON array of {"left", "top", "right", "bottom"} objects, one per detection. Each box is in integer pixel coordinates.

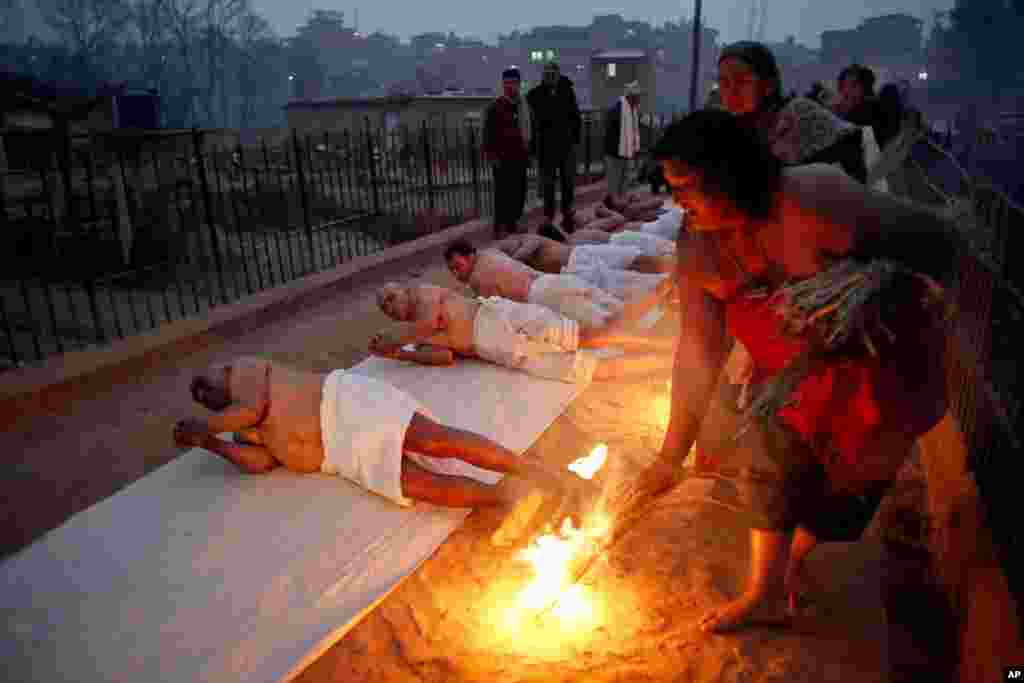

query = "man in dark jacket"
[
  {"left": 527, "top": 62, "right": 582, "bottom": 233},
  {"left": 483, "top": 67, "right": 532, "bottom": 238}
]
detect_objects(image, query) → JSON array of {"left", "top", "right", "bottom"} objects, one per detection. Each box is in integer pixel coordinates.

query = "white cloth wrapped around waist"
[
  {"left": 639, "top": 206, "right": 684, "bottom": 241},
  {"left": 566, "top": 244, "right": 642, "bottom": 273},
  {"left": 527, "top": 273, "right": 623, "bottom": 329},
  {"left": 609, "top": 230, "right": 676, "bottom": 257},
  {"left": 563, "top": 245, "right": 667, "bottom": 301},
  {"left": 473, "top": 297, "right": 597, "bottom": 384},
  {"left": 320, "top": 370, "right": 470, "bottom": 507}
]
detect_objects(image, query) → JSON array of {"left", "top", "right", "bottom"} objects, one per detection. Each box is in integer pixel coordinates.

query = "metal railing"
[
  {"left": 904, "top": 131, "right": 1024, "bottom": 625},
  {"left": 0, "top": 112, "right": 679, "bottom": 371}
]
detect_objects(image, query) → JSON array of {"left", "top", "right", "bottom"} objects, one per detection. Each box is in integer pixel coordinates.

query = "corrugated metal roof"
[{"left": 592, "top": 49, "right": 648, "bottom": 61}]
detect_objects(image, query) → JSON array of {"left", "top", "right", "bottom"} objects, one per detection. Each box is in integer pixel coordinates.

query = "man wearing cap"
[
  {"left": 603, "top": 81, "right": 644, "bottom": 212},
  {"left": 483, "top": 67, "right": 532, "bottom": 238},
  {"left": 527, "top": 62, "right": 582, "bottom": 233}
]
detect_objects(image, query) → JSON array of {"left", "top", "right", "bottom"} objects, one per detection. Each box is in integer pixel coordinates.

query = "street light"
[{"left": 918, "top": 71, "right": 929, "bottom": 81}]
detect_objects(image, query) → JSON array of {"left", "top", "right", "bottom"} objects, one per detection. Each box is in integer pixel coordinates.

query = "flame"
[
  {"left": 567, "top": 444, "right": 608, "bottom": 480},
  {"left": 514, "top": 444, "right": 611, "bottom": 619}
]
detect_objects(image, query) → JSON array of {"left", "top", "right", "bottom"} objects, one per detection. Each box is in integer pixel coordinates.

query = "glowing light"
[
  {"left": 568, "top": 444, "right": 607, "bottom": 480},
  {"left": 514, "top": 447, "right": 611, "bottom": 617}
]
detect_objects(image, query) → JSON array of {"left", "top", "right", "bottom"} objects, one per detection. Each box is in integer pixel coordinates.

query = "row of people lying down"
[
  {"left": 174, "top": 108, "right": 961, "bottom": 638},
  {"left": 173, "top": 205, "right": 680, "bottom": 521}
]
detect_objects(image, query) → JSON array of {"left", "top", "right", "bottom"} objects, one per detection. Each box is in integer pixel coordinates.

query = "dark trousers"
[
  {"left": 493, "top": 160, "right": 528, "bottom": 230},
  {"left": 539, "top": 148, "right": 576, "bottom": 218}
]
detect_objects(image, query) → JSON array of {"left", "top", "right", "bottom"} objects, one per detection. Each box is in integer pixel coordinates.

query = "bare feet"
[
  {"left": 700, "top": 593, "right": 791, "bottom": 633},
  {"left": 174, "top": 418, "right": 209, "bottom": 449}
]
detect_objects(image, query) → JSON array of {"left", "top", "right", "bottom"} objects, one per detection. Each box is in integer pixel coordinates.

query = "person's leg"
[
  {"left": 785, "top": 526, "right": 820, "bottom": 611},
  {"left": 404, "top": 412, "right": 571, "bottom": 495},
  {"left": 686, "top": 375, "right": 808, "bottom": 632},
  {"left": 700, "top": 528, "right": 792, "bottom": 632},
  {"left": 493, "top": 162, "right": 509, "bottom": 236},
  {"left": 540, "top": 159, "right": 557, "bottom": 221},
  {"left": 567, "top": 229, "right": 612, "bottom": 245},
  {"left": 560, "top": 148, "right": 576, "bottom": 216},
  {"left": 580, "top": 328, "right": 676, "bottom": 353},
  {"left": 537, "top": 222, "right": 568, "bottom": 243},
  {"left": 604, "top": 156, "right": 623, "bottom": 207},
  {"left": 630, "top": 254, "right": 676, "bottom": 273},
  {"left": 583, "top": 215, "right": 628, "bottom": 233},
  {"left": 592, "top": 353, "right": 675, "bottom": 380},
  {"left": 614, "top": 276, "right": 674, "bottom": 322},
  {"left": 400, "top": 457, "right": 506, "bottom": 507},
  {"left": 512, "top": 160, "right": 529, "bottom": 230}
]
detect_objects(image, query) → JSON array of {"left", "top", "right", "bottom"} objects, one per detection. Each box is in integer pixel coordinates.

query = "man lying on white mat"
[
  {"left": 569, "top": 205, "right": 685, "bottom": 244},
  {"left": 174, "top": 356, "right": 590, "bottom": 508},
  {"left": 444, "top": 239, "right": 672, "bottom": 329},
  {"left": 493, "top": 233, "right": 674, "bottom": 275},
  {"left": 373, "top": 282, "right": 674, "bottom": 383}
]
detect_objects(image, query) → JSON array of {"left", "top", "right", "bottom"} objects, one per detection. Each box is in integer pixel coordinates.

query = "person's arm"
[
  {"left": 175, "top": 420, "right": 278, "bottom": 474},
  {"left": 199, "top": 401, "right": 268, "bottom": 434},
  {"left": 369, "top": 319, "right": 443, "bottom": 353},
  {"left": 659, "top": 255, "right": 729, "bottom": 464}
]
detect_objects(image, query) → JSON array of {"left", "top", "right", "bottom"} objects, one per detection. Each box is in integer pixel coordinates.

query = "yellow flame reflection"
[
  {"left": 567, "top": 444, "right": 608, "bottom": 480},
  {"left": 515, "top": 442, "right": 612, "bottom": 619}
]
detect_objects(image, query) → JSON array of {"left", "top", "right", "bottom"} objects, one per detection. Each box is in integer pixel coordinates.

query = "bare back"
[
  {"left": 411, "top": 284, "right": 480, "bottom": 354},
  {"left": 468, "top": 248, "right": 539, "bottom": 301},
  {"left": 230, "top": 357, "right": 327, "bottom": 473}
]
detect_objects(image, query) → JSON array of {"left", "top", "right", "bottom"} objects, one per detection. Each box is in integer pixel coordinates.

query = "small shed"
[{"left": 590, "top": 49, "right": 655, "bottom": 113}]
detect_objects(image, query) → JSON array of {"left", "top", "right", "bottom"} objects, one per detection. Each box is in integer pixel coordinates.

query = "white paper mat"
[{"left": 0, "top": 356, "right": 589, "bottom": 683}]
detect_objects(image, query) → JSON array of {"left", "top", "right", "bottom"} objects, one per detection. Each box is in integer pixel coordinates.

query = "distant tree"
[
  {"left": 37, "top": 0, "right": 132, "bottom": 73},
  {"left": 947, "top": 0, "right": 1023, "bottom": 98}
]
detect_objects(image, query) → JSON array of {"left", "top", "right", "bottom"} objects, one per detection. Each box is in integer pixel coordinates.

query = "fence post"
[
  {"left": 364, "top": 117, "right": 382, "bottom": 215},
  {"left": 292, "top": 129, "right": 317, "bottom": 272},
  {"left": 583, "top": 115, "right": 592, "bottom": 185},
  {"left": 422, "top": 121, "right": 436, "bottom": 212},
  {"left": 192, "top": 129, "right": 230, "bottom": 305},
  {"left": 468, "top": 124, "right": 482, "bottom": 216}
]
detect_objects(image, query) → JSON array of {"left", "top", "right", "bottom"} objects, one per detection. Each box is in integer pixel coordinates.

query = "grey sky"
[{"left": 249, "top": 0, "right": 952, "bottom": 48}]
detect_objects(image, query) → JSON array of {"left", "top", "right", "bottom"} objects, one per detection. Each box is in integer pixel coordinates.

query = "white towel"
[
  {"left": 640, "top": 206, "right": 684, "bottom": 241},
  {"left": 618, "top": 96, "right": 641, "bottom": 159},
  {"left": 528, "top": 273, "right": 623, "bottom": 329},
  {"left": 472, "top": 298, "right": 597, "bottom": 384},
  {"left": 563, "top": 245, "right": 666, "bottom": 301},
  {"left": 567, "top": 244, "right": 643, "bottom": 273},
  {"left": 610, "top": 230, "right": 676, "bottom": 257}
]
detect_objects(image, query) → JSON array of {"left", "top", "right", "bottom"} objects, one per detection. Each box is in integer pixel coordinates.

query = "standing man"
[
  {"left": 603, "top": 81, "right": 643, "bottom": 212},
  {"left": 483, "top": 67, "right": 532, "bottom": 238},
  {"left": 527, "top": 61, "right": 582, "bottom": 234}
]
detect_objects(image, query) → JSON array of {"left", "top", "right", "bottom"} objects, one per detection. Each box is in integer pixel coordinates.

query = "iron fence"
[
  {"left": 906, "top": 134, "right": 1024, "bottom": 625},
  {"left": 0, "top": 112, "right": 679, "bottom": 371}
]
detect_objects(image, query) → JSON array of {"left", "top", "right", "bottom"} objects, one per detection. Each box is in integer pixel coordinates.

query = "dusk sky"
[{"left": 248, "top": 0, "right": 953, "bottom": 48}]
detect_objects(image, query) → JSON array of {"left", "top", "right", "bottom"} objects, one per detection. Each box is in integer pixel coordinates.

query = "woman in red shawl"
[{"left": 637, "top": 110, "right": 956, "bottom": 633}]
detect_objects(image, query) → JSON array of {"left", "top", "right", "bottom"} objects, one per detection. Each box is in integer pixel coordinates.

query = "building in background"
[
  {"left": 590, "top": 50, "right": 654, "bottom": 113},
  {"left": 284, "top": 94, "right": 494, "bottom": 139}
]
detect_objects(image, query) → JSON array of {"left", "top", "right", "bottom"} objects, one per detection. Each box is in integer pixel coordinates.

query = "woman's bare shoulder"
[{"left": 676, "top": 233, "right": 733, "bottom": 301}]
